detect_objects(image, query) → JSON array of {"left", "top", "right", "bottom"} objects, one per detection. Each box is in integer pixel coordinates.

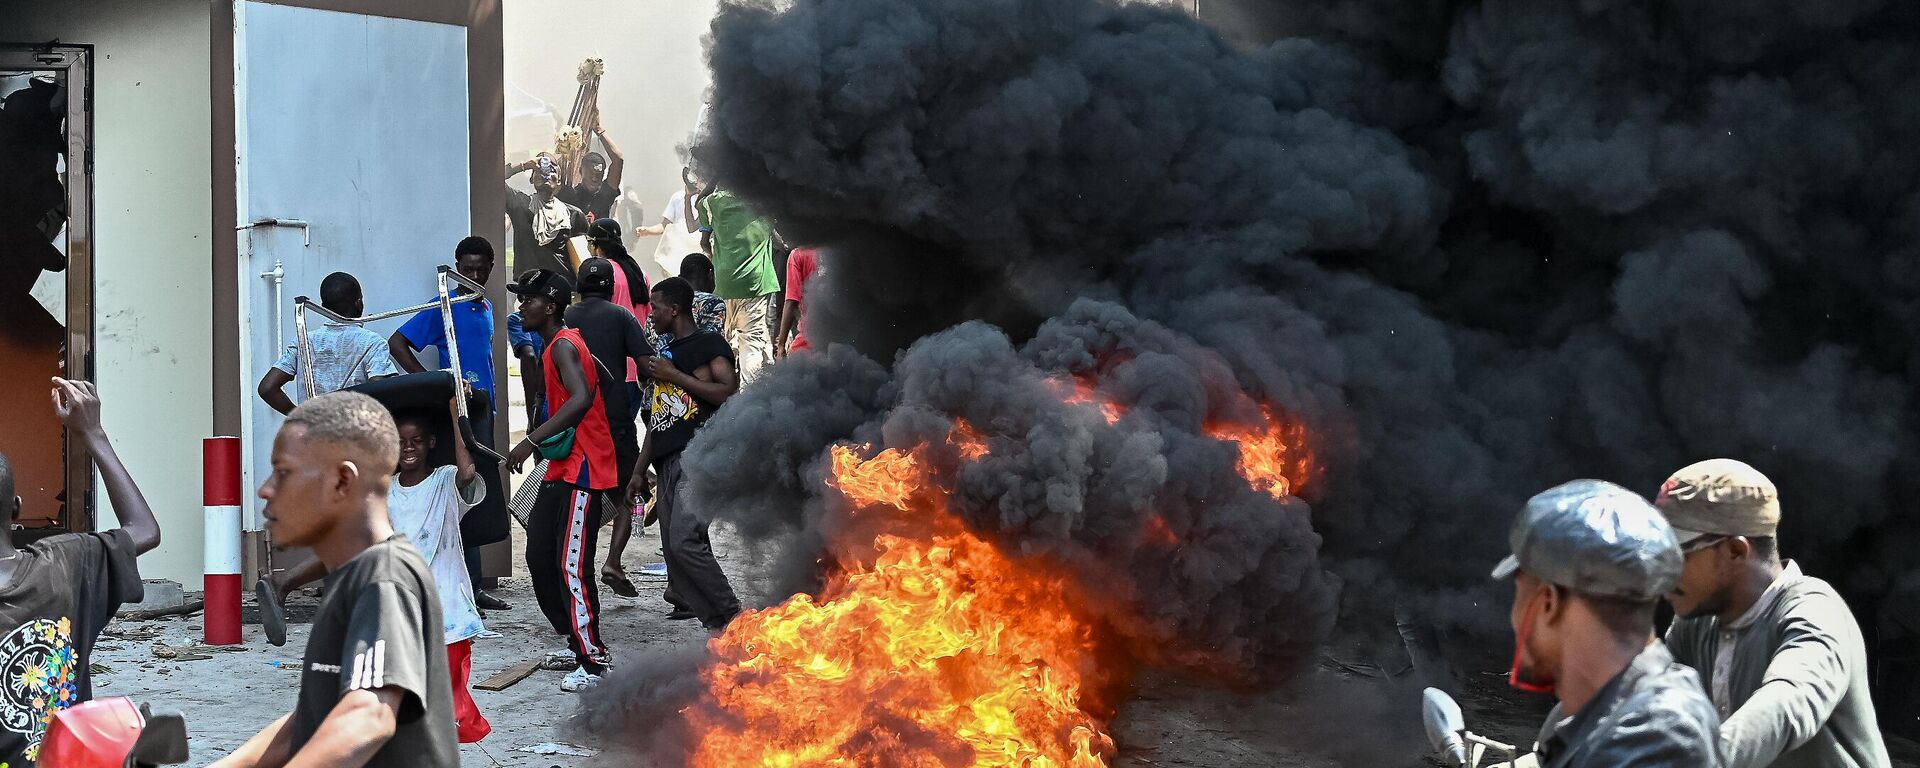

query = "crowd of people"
[
  {"left": 0, "top": 146, "right": 1895, "bottom": 767},
  {"left": 0, "top": 143, "right": 821, "bottom": 765}
]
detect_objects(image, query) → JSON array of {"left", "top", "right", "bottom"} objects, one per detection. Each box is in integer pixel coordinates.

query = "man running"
[
  {"left": 0, "top": 379, "right": 162, "bottom": 767},
  {"left": 211, "top": 392, "right": 456, "bottom": 768},
  {"left": 504, "top": 269, "right": 618, "bottom": 691},
  {"left": 628, "top": 277, "right": 742, "bottom": 632}
]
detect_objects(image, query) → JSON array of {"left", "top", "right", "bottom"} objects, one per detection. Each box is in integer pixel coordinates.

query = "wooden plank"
[{"left": 474, "top": 658, "right": 542, "bottom": 691}]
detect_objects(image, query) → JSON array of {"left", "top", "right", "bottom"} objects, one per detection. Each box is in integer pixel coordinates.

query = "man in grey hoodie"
[{"left": 1657, "top": 459, "right": 1890, "bottom": 768}]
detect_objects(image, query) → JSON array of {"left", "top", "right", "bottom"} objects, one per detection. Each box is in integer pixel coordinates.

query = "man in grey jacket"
[
  {"left": 1657, "top": 459, "right": 1890, "bottom": 768},
  {"left": 1494, "top": 479, "right": 1722, "bottom": 767}
]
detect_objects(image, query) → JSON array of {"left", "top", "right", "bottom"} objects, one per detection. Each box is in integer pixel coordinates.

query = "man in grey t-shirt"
[{"left": 210, "top": 393, "right": 456, "bottom": 768}]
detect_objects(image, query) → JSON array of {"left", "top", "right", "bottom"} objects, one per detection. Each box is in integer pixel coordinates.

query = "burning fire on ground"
[{"left": 684, "top": 391, "right": 1315, "bottom": 766}]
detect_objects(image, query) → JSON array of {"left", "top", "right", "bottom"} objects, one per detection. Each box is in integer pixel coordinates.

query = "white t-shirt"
[
  {"left": 387, "top": 465, "right": 485, "bottom": 644},
  {"left": 651, "top": 188, "right": 706, "bottom": 280}
]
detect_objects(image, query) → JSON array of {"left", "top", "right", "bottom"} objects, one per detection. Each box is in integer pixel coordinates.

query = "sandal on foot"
[{"left": 600, "top": 570, "right": 639, "bottom": 598}]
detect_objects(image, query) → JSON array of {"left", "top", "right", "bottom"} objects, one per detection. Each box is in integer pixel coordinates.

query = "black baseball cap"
[
  {"left": 577, "top": 257, "right": 616, "bottom": 295},
  {"left": 587, "top": 217, "right": 622, "bottom": 243},
  {"left": 507, "top": 269, "right": 573, "bottom": 306}
]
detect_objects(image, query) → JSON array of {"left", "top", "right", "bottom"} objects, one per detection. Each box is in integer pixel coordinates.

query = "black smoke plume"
[{"left": 584, "top": 0, "right": 1920, "bottom": 756}]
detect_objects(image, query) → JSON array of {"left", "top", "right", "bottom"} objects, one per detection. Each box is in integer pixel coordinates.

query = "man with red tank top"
[{"left": 504, "top": 269, "right": 617, "bottom": 692}]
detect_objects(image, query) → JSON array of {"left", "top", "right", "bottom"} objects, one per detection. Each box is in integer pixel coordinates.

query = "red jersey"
[
  {"left": 541, "top": 328, "right": 619, "bottom": 490},
  {"left": 785, "top": 247, "right": 819, "bottom": 352}
]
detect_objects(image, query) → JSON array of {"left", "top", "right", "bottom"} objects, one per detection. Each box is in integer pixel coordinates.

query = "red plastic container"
[{"left": 38, "top": 697, "right": 142, "bottom": 768}]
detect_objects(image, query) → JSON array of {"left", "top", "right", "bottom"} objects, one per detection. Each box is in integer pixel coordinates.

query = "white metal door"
[{"left": 234, "top": 1, "right": 472, "bottom": 530}]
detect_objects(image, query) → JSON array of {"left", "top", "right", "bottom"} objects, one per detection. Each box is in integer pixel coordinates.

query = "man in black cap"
[
  {"left": 559, "top": 126, "right": 624, "bottom": 222},
  {"left": 567, "top": 257, "right": 655, "bottom": 597},
  {"left": 1494, "top": 479, "right": 1723, "bottom": 767},
  {"left": 503, "top": 270, "right": 619, "bottom": 692}
]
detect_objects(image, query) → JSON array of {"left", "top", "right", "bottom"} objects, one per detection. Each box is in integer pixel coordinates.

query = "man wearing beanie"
[
  {"left": 1494, "top": 480, "right": 1721, "bottom": 767},
  {"left": 1656, "top": 459, "right": 1890, "bottom": 768}
]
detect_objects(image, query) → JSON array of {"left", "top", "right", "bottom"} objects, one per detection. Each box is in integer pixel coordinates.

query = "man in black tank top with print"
[{"left": 626, "top": 277, "right": 742, "bottom": 631}]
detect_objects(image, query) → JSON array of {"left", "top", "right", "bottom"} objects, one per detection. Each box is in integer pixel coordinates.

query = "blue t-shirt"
[
  {"left": 398, "top": 296, "right": 495, "bottom": 401},
  {"left": 506, "top": 312, "right": 545, "bottom": 355}
]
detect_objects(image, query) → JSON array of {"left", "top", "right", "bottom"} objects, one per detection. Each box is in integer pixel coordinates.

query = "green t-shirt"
[{"left": 698, "top": 189, "right": 780, "bottom": 299}]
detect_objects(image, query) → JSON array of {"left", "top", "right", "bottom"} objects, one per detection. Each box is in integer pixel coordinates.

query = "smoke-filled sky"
[
  {"left": 582, "top": 0, "right": 1920, "bottom": 753},
  {"left": 502, "top": 0, "right": 717, "bottom": 225},
  {"left": 683, "top": 0, "right": 1920, "bottom": 629}
]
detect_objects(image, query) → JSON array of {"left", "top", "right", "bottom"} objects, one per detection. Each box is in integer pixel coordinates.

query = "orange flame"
[
  {"left": 689, "top": 439, "right": 1115, "bottom": 767},
  {"left": 1211, "top": 406, "right": 1316, "bottom": 500},
  {"left": 1054, "top": 374, "right": 1315, "bottom": 501},
  {"left": 829, "top": 443, "right": 926, "bottom": 512}
]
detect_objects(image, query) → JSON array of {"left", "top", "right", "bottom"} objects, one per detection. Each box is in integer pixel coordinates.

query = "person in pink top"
[
  {"left": 776, "top": 246, "right": 820, "bottom": 358},
  {"left": 586, "top": 218, "right": 656, "bottom": 412}
]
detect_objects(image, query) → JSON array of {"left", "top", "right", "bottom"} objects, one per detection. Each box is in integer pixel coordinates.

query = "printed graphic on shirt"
[
  {"left": 648, "top": 379, "right": 699, "bottom": 432},
  {"left": 0, "top": 617, "right": 77, "bottom": 761}
]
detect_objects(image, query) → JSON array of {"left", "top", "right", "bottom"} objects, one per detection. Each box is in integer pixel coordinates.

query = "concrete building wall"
[{"left": 2, "top": 0, "right": 214, "bottom": 585}]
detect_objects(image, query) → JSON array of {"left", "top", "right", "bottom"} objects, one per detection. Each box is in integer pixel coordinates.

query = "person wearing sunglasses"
[{"left": 1656, "top": 459, "right": 1889, "bottom": 768}]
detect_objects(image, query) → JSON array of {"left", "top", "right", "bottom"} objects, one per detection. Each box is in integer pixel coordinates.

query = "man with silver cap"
[
  {"left": 1494, "top": 479, "right": 1722, "bottom": 767},
  {"left": 1656, "top": 459, "right": 1889, "bottom": 768}
]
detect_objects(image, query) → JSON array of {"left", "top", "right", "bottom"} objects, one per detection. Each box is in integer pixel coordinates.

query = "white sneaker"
[
  {"left": 540, "top": 649, "right": 575, "bottom": 671},
  {"left": 560, "top": 666, "right": 601, "bottom": 692}
]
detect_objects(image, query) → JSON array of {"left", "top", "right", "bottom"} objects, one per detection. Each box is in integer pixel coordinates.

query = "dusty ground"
[
  {"left": 89, "top": 377, "right": 1920, "bottom": 766},
  {"left": 92, "top": 517, "right": 703, "bottom": 767},
  {"left": 90, "top": 520, "right": 1920, "bottom": 768}
]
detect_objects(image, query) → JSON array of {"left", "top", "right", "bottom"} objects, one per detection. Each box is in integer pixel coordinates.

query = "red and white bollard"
[{"left": 203, "top": 437, "right": 243, "bottom": 645}]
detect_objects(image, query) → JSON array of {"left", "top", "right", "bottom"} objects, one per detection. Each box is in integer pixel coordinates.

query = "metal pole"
[
  {"left": 294, "top": 297, "right": 316, "bottom": 399},
  {"left": 437, "top": 267, "right": 470, "bottom": 423}
]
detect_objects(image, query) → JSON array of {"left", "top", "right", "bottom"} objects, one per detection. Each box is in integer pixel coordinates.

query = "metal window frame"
[{"left": 1, "top": 43, "right": 95, "bottom": 535}]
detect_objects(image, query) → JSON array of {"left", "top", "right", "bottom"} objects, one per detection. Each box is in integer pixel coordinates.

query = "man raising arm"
[{"left": 0, "top": 379, "right": 160, "bottom": 766}]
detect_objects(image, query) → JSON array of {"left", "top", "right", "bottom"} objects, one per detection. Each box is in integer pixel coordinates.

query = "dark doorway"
[{"left": 0, "top": 44, "right": 93, "bottom": 536}]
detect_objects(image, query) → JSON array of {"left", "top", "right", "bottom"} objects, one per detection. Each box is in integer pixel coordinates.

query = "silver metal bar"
[
  {"left": 298, "top": 290, "right": 482, "bottom": 325},
  {"left": 437, "top": 268, "right": 470, "bottom": 423},
  {"left": 294, "top": 297, "right": 316, "bottom": 399},
  {"left": 289, "top": 265, "right": 496, "bottom": 459}
]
